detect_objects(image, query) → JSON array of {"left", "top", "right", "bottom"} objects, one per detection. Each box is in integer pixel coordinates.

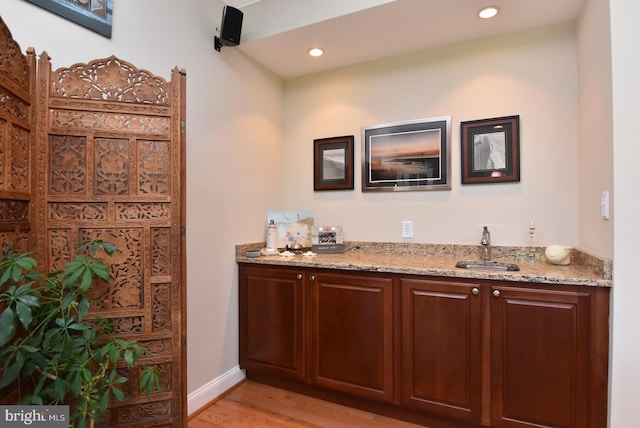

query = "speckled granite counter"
[{"left": 236, "top": 241, "right": 612, "bottom": 287}]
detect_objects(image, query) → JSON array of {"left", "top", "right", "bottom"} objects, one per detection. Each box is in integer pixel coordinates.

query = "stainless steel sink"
[{"left": 455, "top": 260, "right": 520, "bottom": 271}]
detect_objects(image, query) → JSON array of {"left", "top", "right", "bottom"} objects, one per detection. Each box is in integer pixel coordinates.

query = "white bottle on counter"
[{"left": 266, "top": 219, "right": 277, "bottom": 250}]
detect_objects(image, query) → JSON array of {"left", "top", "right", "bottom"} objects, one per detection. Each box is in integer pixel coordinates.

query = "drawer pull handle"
[
  {"left": 309, "top": 275, "right": 316, "bottom": 282},
  {"left": 472, "top": 288, "right": 479, "bottom": 295},
  {"left": 296, "top": 274, "right": 302, "bottom": 280},
  {"left": 493, "top": 290, "right": 501, "bottom": 297}
]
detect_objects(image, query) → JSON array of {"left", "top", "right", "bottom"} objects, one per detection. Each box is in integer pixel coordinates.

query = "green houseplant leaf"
[
  {"left": 0, "top": 307, "right": 16, "bottom": 346},
  {"left": 0, "top": 241, "right": 161, "bottom": 427}
]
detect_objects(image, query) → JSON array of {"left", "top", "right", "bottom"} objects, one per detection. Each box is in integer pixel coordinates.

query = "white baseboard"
[{"left": 187, "top": 366, "right": 246, "bottom": 416}]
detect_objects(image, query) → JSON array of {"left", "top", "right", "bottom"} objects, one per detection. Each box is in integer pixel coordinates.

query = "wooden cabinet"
[
  {"left": 400, "top": 277, "right": 483, "bottom": 423},
  {"left": 490, "top": 285, "right": 597, "bottom": 428},
  {"left": 238, "top": 263, "right": 609, "bottom": 428},
  {"left": 310, "top": 271, "right": 394, "bottom": 402},
  {"left": 239, "top": 265, "right": 305, "bottom": 380},
  {"left": 239, "top": 265, "right": 395, "bottom": 402}
]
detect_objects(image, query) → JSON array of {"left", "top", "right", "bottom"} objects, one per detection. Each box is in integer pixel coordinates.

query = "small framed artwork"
[
  {"left": 26, "top": 0, "right": 114, "bottom": 38},
  {"left": 267, "top": 211, "right": 314, "bottom": 249},
  {"left": 460, "top": 115, "right": 520, "bottom": 184},
  {"left": 313, "top": 135, "right": 354, "bottom": 191},
  {"left": 362, "top": 116, "right": 451, "bottom": 191},
  {"left": 311, "top": 226, "right": 344, "bottom": 253}
]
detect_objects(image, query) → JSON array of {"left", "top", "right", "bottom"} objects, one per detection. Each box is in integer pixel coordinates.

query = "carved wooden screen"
[
  {"left": 34, "top": 54, "right": 186, "bottom": 427},
  {"left": 0, "top": 17, "right": 35, "bottom": 254}
]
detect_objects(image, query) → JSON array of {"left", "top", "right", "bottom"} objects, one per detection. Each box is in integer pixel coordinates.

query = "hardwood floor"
[{"left": 189, "top": 381, "right": 425, "bottom": 427}]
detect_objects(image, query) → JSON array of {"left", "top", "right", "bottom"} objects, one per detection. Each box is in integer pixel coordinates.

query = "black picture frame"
[
  {"left": 27, "top": 0, "right": 113, "bottom": 38},
  {"left": 362, "top": 116, "right": 451, "bottom": 191},
  {"left": 313, "top": 135, "right": 354, "bottom": 191},
  {"left": 460, "top": 115, "right": 520, "bottom": 184}
]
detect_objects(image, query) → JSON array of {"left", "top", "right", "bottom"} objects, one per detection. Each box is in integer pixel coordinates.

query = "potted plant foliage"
[{"left": 0, "top": 240, "right": 160, "bottom": 428}]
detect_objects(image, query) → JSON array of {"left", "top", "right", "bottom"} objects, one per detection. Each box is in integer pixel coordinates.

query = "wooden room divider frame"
[{"left": 0, "top": 17, "right": 187, "bottom": 428}]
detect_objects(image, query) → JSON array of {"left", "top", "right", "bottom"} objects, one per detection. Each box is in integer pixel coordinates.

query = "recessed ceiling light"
[
  {"left": 478, "top": 6, "right": 499, "bottom": 19},
  {"left": 308, "top": 48, "right": 324, "bottom": 57}
]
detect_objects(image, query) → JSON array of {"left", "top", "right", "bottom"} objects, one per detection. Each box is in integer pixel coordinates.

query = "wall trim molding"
[{"left": 187, "top": 366, "right": 246, "bottom": 416}]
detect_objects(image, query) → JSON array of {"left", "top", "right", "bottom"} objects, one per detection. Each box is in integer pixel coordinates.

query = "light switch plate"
[
  {"left": 601, "top": 191, "right": 610, "bottom": 220},
  {"left": 401, "top": 221, "right": 413, "bottom": 238}
]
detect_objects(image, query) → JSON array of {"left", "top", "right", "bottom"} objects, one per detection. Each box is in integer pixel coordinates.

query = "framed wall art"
[
  {"left": 362, "top": 117, "right": 451, "bottom": 191},
  {"left": 267, "top": 211, "right": 314, "bottom": 249},
  {"left": 460, "top": 115, "right": 520, "bottom": 184},
  {"left": 313, "top": 135, "right": 354, "bottom": 191},
  {"left": 27, "top": 0, "right": 114, "bottom": 38}
]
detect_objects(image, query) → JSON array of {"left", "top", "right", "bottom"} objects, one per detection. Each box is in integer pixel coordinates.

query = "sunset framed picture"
[{"left": 362, "top": 117, "right": 451, "bottom": 191}]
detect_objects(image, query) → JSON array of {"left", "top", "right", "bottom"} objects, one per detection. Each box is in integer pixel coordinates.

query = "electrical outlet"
[{"left": 401, "top": 221, "right": 414, "bottom": 239}]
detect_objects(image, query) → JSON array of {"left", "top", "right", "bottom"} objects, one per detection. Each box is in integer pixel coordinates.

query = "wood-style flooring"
[{"left": 188, "top": 381, "right": 425, "bottom": 428}]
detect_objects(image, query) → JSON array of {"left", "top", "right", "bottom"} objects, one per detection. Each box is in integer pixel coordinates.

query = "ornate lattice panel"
[
  {"left": 34, "top": 54, "right": 186, "bottom": 427},
  {"left": 0, "top": 19, "right": 31, "bottom": 89},
  {"left": 8, "top": 124, "right": 29, "bottom": 192},
  {"left": 0, "top": 199, "right": 29, "bottom": 222},
  {"left": 0, "top": 17, "right": 35, "bottom": 253},
  {"left": 48, "top": 135, "right": 86, "bottom": 194},
  {"left": 50, "top": 55, "right": 170, "bottom": 104}
]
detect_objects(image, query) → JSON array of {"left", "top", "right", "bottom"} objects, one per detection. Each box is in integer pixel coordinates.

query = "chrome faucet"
[{"left": 481, "top": 226, "right": 491, "bottom": 262}]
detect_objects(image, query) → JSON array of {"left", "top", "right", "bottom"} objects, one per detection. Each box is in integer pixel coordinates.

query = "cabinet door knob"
[
  {"left": 309, "top": 275, "right": 316, "bottom": 282},
  {"left": 493, "top": 289, "right": 501, "bottom": 297},
  {"left": 472, "top": 287, "right": 479, "bottom": 295},
  {"left": 296, "top": 274, "right": 303, "bottom": 280}
]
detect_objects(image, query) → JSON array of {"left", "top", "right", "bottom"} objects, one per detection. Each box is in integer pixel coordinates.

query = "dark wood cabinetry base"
[{"left": 239, "top": 263, "right": 609, "bottom": 428}]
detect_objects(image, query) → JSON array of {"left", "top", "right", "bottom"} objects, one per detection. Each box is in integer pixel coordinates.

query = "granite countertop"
[{"left": 236, "top": 241, "right": 612, "bottom": 288}]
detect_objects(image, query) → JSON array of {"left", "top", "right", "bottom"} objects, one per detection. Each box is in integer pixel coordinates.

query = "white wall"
[
  {"left": 609, "top": 0, "right": 640, "bottom": 425},
  {"left": 283, "top": 24, "right": 580, "bottom": 248},
  {"left": 1, "top": 0, "right": 284, "bottom": 407},
  {"left": 241, "top": 0, "right": 394, "bottom": 42},
  {"left": 577, "top": 0, "right": 614, "bottom": 259}
]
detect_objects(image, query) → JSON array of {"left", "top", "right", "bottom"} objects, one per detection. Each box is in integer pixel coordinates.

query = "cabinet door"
[
  {"left": 491, "top": 285, "right": 591, "bottom": 427},
  {"left": 400, "top": 278, "right": 482, "bottom": 423},
  {"left": 239, "top": 265, "right": 304, "bottom": 380},
  {"left": 309, "top": 272, "right": 395, "bottom": 402}
]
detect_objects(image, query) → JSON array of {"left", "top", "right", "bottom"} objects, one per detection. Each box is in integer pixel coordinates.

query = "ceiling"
[
  {"left": 231, "top": 0, "right": 584, "bottom": 79},
  {"left": 223, "top": 0, "right": 264, "bottom": 7}
]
